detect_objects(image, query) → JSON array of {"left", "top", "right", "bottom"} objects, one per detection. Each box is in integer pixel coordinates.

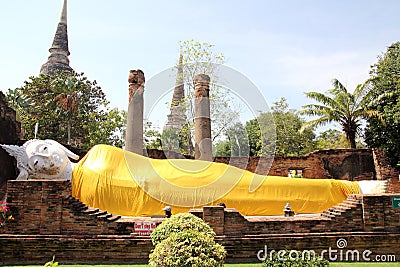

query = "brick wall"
[
  {"left": 0, "top": 91, "right": 22, "bottom": 188},
  {"left": 2, "top": 180, "right": 134, "bottom": 236},
  {"left": 219, "top": 233, "right": 400, "bottom": 263},
  {"left": 1, "top": 233, "right": 399, "bottom": 264},
  {"left": 1, "top": 181, "right": 400, "bottom": 264},
  {"left": 361, "top": 194, "right": 400, "bottom": 232},
  {"left": 198, "top": 194, "right": 400, "bottom": 236},
  {"left": 373, "top": 148, "right": 400, "bottom": 193},
  {"left": 214, "top": 149, "right": 376, "bottom": 181},
  {"left": 0, "top": 236, "right": 153, "bottom": 265},
  {"left": 3, "top": 182, "right": 400, "bottom": 238}
]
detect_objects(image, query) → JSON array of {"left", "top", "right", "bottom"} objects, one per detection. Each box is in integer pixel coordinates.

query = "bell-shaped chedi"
[{"left": 40, "top": 0, "right": 73, "bottom": 75}]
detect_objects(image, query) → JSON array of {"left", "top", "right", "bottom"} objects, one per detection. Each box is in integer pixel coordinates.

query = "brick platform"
[{"left": 1, "top": 180, "right": 400, "bottom": 264}]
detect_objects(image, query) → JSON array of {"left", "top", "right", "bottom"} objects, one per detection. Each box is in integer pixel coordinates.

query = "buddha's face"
[
  {"left": 25, "top": 141, "right": 65, "bottom": 175},
  {"left": 23, "top": 140, "right": 79, "bottom": 177}
]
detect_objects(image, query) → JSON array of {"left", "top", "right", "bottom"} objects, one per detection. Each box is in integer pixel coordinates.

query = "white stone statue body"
[{"left": 0, "top": 139, "right": 79, "bottom": 180}]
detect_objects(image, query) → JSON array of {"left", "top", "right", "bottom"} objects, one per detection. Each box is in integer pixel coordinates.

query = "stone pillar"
[
  {"left": 194, "top": 74, "right": 212, "bottom": 161},
  {"left": 125, "top": 70, "right": 145, "bottom": 154}
]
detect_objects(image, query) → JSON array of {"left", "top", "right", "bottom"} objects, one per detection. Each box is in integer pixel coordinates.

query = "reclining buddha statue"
[{"left": 1, "top": 139, "right": 386, "bottom": 216}]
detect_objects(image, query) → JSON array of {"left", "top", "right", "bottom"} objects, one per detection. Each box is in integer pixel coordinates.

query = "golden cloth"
[{"left": 72, "top": 144, "right": 360, "bottom": 216}]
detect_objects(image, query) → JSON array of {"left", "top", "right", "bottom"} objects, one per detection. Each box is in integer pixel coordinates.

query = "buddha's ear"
[{"left": 44, "top": 139, "right": 80, "bottom": 160}]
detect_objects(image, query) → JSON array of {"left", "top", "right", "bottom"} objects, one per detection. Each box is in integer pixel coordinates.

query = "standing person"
[{"left": 163, "top": 206, "right": 172, "bottom": 218}]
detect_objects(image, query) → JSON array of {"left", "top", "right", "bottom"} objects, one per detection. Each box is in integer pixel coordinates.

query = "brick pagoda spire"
[
  {"left": 164, "top": 54, "right": 186, "bottom": 131},
  {"left": 40, "top": 0, "right": 73, "bottom": 75},
  {"left": 163, "top": 54, "right": 193, "bottom": 155}
]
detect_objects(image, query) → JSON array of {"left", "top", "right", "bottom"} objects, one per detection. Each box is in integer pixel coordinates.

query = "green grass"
[
  {"left": 331, "top": 263, "right": 400, "bottom": 267},
  {"left": 32, "top": 263, "right": 269, "bottom": 266},
  {"left": 4, "top": 263, "right": 400, "bottom": 267},
  {"left": 3, "top": 265, "right": 260, "bottom": 267}
]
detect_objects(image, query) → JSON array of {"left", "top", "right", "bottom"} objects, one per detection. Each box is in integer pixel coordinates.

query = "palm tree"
[
  {"left": 52, "top": 76, "right": 80, "bottom": 145},
  {"left": 300, "top": 79, "right": 383, "bottom": 148}
]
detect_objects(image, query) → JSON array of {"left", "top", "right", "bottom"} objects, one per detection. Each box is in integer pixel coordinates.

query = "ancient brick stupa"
[
  {"left": 164, "top": 54, "right": 186, "bottom": 132},
  {"left": 40, "top": 0, "right": 73, "bottom": 75},
  {"left": 163, "top": 54, "right": 193, "bottom": 154}
]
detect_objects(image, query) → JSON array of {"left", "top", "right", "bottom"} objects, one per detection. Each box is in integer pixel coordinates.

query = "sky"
[{"left": 1, "top": 0, "right": 400, "bottom": 131}]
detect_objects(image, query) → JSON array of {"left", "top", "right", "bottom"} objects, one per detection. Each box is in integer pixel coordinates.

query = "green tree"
[
  {"left": 85, "top": 108, "right": 126, "bottom": 149},
  {"left": 314, "top": 129, "right": 364, "bottom": 149},
  {"left": 178, "top": 39, "right": 240, "bottom": 143},
  {"left": 301, "top": 79, "right": 382, "bottom": 148},
  {"left": 272, "top": 98, "right": 315, "bottom": 156},
  {"left": 214, "top": 122, "right": 249, "bottom": 156},
  {"left": 52, "top": 75, "right": 81, "bottom": 145},
  {"left": 213, "top": 140, "right": 231, "bottom": 156},
  {"left": 144, "top": 121, "right": 162, "bottom": 150},
  {"left": 161, "top": 129, "right": 180, "bottom": 151},
  {"left": 6, "top": 71, "right": 125, "bottom": 149},
  {"left": 365, "top": 42, "right": 400, "bottom": 166},
  {"left": 245, "top": 118, "right": 262, "bottom": 156},
  {"left": 244, "top": 98, "right": 313, "bottom": 156}
]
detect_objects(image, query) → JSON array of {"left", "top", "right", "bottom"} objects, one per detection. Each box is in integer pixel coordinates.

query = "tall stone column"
[
  {"left": 194, "top": 74, "right": 212, "bottom": 161},
  {"left": 125, "top": 70, "right": 145, "bottom": 154}
]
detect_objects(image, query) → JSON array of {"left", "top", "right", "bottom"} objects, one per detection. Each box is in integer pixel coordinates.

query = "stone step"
[
  {"left": 328, "top": 210, "right": 342, "bottom": 216},
  {"left": 339, "top": 203, "right": 359, "bottom": 209},
  {"left": 321, "top": 212, "right": 336, "bottom": 219},
  {"left": 330, "top": 206, "right": 351, "bottom": 212},
  {"left": 72, "top": 202, "right": 87, "bottom": 210},
  {"left": 344, "top": 198, "right": 362, "bottom": 204},
  {"left": 107, "top": 215, "right": 122, "bottom": 222},
  {"left": 321, "top": 195, "right": 363, "bottom": 220},
  {"left": 90, "top": 210, "right": 108, "bottom": 217},
  {"left": 97, "top": 213, "right": 113, "bottom": 220},
  {"left": 82, "top": 208, "right": 100, "bottom": 214}
]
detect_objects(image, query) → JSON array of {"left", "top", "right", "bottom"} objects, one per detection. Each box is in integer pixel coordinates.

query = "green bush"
[
  {"left": 149, "top": 213, "right": 226, "bottom": 267},
  {"left": 263, "top": 250, "right": 329, "bottom": 267},
  {"left": 44, "top": 256, "right": 58, "bottom": 267},
  {"left": 150, "top": 213, "right": 215, "bottom": 246},
  {"left": 149, "top": 230, "right": 226, "bottom": 267}
]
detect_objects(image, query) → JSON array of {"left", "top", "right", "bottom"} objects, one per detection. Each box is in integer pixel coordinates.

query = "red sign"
[{"left": 134, "top": 222, "right": 157, "bottom": 236}]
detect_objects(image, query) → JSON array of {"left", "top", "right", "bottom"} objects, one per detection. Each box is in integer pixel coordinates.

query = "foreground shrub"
[
  {"left": 44, "top": 256, "right": 58, "bottom": 267},
  {"left": 149, "top": 213, "right": 226, "bottom": 267},
  {"left": 150, "top": 212, "right": 215, "bottom": 246},
  {"left": 263, "top": 250, "right": 329, "bottom": 267},
  {"left": 149, "top": 230, "right": 226, "bottom": 267}
]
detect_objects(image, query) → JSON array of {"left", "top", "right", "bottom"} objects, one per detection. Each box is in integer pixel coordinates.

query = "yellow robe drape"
[{"left": 72, "top": 144, "right": 360, "bottom": 216}]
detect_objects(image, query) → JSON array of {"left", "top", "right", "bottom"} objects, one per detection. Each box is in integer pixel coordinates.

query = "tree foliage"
[
  {"left": 365, "top": 42, "right": 400, "bottom": 166},
  {"left": 144, "top": 121, "right": 162, "bottom": 150},
  {"left": 273, "top": 98, "right": 315, "bottom": 156},
  {"left": 314, "top": 129, "right": 366, "bottom": 149},
  {"left": 301, "top": 79, "right": 382, "bottom": 148},
  {"left": 213, "top": 122, "right": 249, "bottom": 156},
  {"left": 178, "top": 39, "right": 241, "bottom": 144},
  {"left": 314, "top": 129, "right": 349, "bottom": 149},
  {"left": 245, "top": 118, "right": 263, "bottom": 156},
  {"left": 245, "top": 98, "right": 314, "bottom": 156},
  {"left": 6, "top": 71, "right": 126, "bottom": 149}
]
